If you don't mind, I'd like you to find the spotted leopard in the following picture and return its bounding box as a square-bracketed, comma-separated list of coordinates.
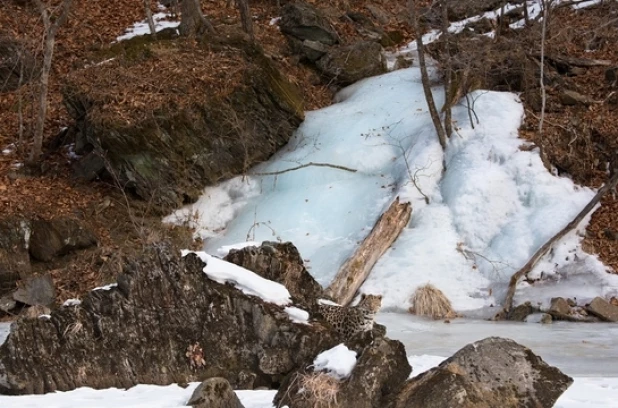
[317, 294, 383, 338]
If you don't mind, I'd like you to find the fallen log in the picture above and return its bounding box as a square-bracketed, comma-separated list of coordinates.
[326, 197, 412, 306]
[530, 53, 613, 68]
[495, 170, 618, 320]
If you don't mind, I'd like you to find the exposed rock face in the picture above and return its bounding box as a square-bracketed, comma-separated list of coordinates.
[316, 41, 386, 86]
[224, 242, 324, 309]
[390, 337, 573, 408]
[63, 32, 304, 214]
[587, 297, 618, 322]
[187, 377, 245, 408]
[29, 217, 98, 262]
[12, 273, 56, 307]
[275, 327, 411, 408]
[279, 2, 339, 46]
[0, 242, 338, 395]
[0, 217, 31, 296]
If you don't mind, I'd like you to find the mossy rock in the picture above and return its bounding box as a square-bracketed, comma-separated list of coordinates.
[63, 30, 304, 214]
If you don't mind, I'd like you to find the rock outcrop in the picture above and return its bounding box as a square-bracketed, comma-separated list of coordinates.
[187, 377, 245, 408]
[275, 327, 411, 408]
[29, 217, 98, 262]
[0, 242, 338, 395]
[224, 242, 324, 309]
[0, 217, 31, 296]
[63, 30, 304, 214]
[587, 296, 618, 322]
[390, 337, 573, 408]
[279, 1, 387, 85]
[316, 41, 386, 86]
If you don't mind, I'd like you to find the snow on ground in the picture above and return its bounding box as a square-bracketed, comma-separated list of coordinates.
[2, 318, 617, 408]
[313, 344, 358, 380]
[184, 251, 291, 305]
[116, 11, 179, 42]
[167, 64, 618, 313]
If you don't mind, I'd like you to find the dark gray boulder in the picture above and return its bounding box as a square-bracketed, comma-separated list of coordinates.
[12, 273, 56, 307]
[29, 217, 97, 262]
[316, 41, 386, 86]
[0, 242, 338, 395]
[279, 2, 339, 46]
[390, 337, 573, 408]
[187, 377, 244, 408]
[224, 241, 324, 310]
[0, 217, 31, 296]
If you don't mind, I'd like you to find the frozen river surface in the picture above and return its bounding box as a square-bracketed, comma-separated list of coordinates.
[378, 313, 618, 377]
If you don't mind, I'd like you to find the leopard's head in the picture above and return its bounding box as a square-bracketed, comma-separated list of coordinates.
[357, 294, 382, 313]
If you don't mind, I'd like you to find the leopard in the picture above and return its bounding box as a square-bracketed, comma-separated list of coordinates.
[316, 294, 383, 338]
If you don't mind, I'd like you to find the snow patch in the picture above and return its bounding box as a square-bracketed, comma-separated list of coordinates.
[284, 306, 310, 325]
[62, 299, 81, 307]
[216, 241, 261, 257]
[184, 251, 291, 306]
[92, 283, 117, 291]
[313, 344, 357, 380]
[116, 12, 179, 42]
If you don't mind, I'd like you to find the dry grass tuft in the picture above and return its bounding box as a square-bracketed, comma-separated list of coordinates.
[297, 372, 340, 408]
[409, 284, 458, 320]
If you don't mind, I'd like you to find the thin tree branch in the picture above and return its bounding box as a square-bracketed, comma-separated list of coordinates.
[252, 162, 357, 176]
[496, 171, 618, 320]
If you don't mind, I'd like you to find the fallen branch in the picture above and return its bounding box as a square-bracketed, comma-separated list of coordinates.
[530, 53, 613, 68]
[326, 197, 412, 305]
[252, 162, 357, 176]
[495, 171, 618, 320]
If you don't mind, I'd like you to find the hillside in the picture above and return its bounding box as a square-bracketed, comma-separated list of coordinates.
[0, 0, 617, 310]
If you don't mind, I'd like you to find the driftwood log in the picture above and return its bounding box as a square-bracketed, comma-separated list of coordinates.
[326, 197, 412, 305]
[495, 171, 618, 320]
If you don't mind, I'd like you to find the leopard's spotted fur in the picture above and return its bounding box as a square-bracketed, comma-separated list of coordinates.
[317, 294, 382, 338]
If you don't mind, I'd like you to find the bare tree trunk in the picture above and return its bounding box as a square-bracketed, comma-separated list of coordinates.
[440, 0, 452, 138]
[30, 0, 73, 164]
[238, 0, 254, 40]
[495, 170, 618, 320]
[179, 0, 214, 37]
[17, 49, 25, 155]
[326, 197, 412, 306]
[523, 0, 530, 26]
[408, 0, 447, 151]
[538, 0, 548, 136]
[144, 0, 156, 36]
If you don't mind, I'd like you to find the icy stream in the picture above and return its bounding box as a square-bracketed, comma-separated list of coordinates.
[377, 313, 618, 377]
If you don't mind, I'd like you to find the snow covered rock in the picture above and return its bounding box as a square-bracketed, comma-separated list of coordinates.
[0, 242, 338, 395]
[391, 337, 573, 408]
[224, 242, 324, 309]
[187, 377, 244, 408]
[275, 331, 410, 408]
